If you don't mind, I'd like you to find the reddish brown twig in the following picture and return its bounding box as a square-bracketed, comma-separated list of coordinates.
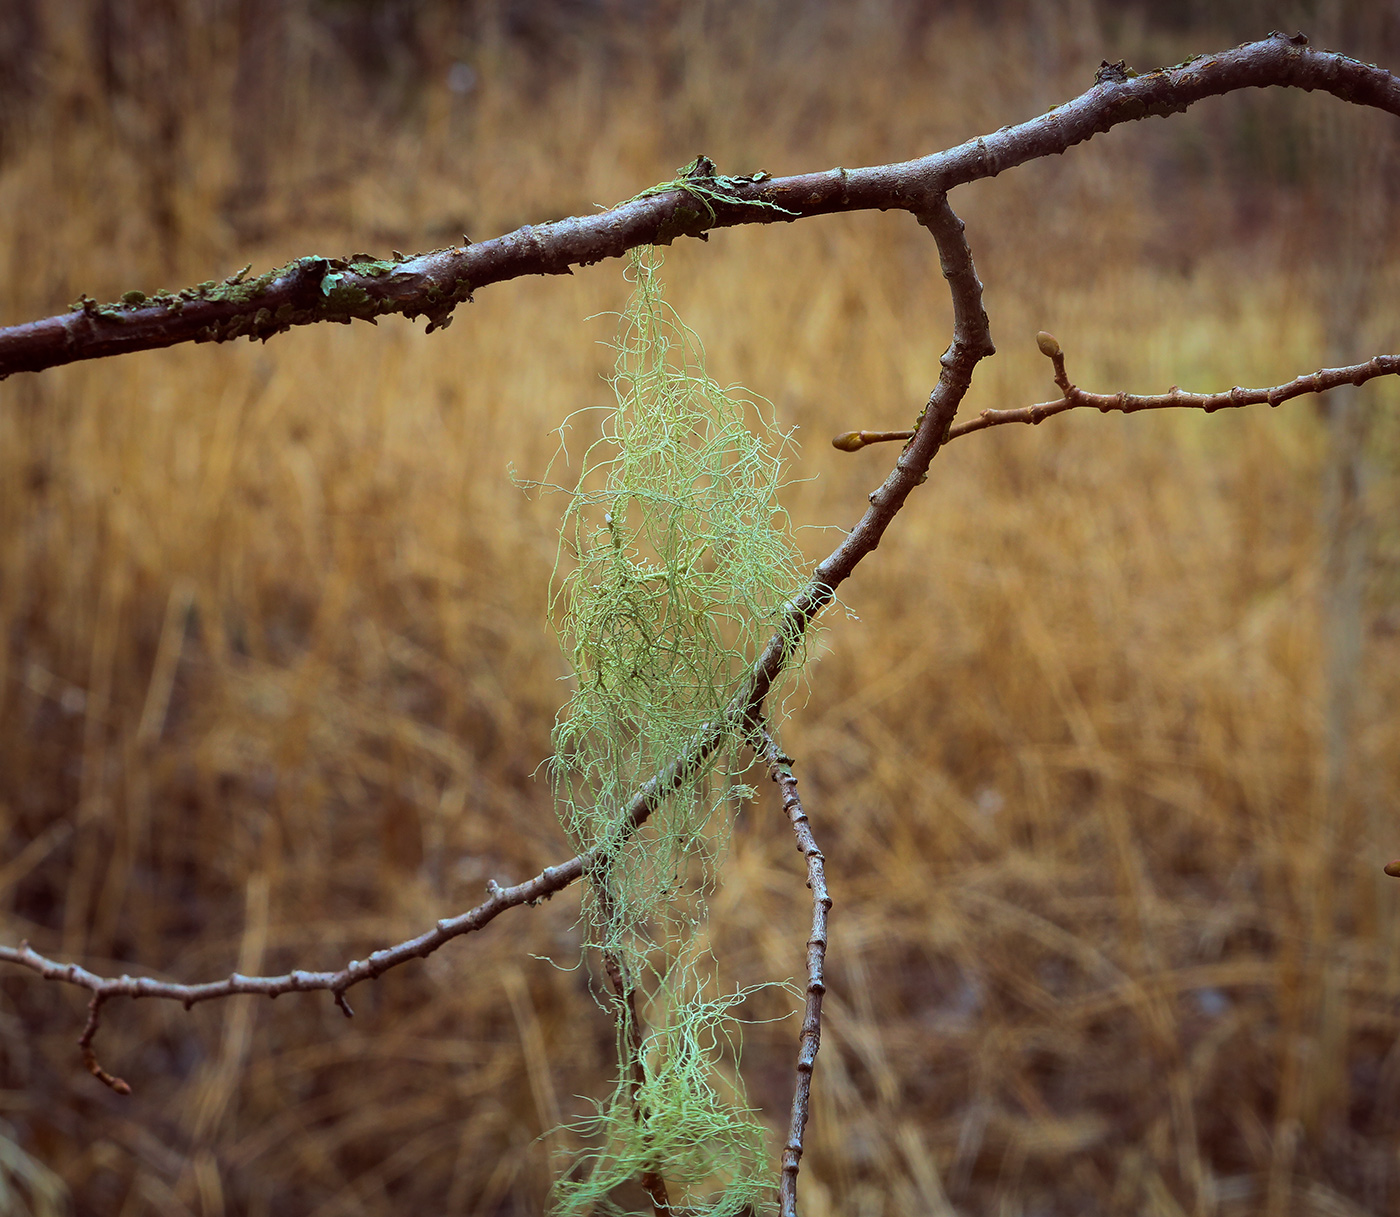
[754, 726, 831, 1217]
[833, 333, 1400, 451]
[0, 35, 1395, 379]
[78, 995, 130, 1095]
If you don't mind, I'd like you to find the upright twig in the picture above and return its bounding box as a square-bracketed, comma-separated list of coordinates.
[754, 726, 831, 1217]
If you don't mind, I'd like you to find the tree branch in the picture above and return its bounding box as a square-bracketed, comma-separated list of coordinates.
[753, 726, 831, 1217]
[0, 33, 1393, 379]
[0, 190, 994, 1094]
[832, 333, 1400, 452]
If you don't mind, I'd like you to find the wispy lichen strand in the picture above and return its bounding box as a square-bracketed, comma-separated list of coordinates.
[548, 249, 804, 1214]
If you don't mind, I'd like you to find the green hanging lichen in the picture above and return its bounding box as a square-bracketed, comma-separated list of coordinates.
[546, 247, 805, 1215]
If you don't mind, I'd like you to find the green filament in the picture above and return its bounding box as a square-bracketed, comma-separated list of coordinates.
[547, 248, 805, 1214]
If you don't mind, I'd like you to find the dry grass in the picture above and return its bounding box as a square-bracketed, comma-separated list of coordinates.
[2, 2, 1399, 1214]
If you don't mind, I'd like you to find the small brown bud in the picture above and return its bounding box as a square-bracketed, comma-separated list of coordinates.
[831, 431, 867, 452]
[1036, 331, 1062, 359]
[1384, 860, 1400, 878]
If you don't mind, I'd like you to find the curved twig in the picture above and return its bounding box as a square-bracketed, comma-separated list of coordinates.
[0, 34, 1394, 379]
[78, 995, 130, 1095]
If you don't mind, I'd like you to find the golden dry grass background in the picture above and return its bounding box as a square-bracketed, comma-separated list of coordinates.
[2, 2, 1400, 1214]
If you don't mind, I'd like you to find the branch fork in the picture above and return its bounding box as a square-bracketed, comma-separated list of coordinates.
[4, 29, 1400, 1213]
[833, 331, 1400, 451]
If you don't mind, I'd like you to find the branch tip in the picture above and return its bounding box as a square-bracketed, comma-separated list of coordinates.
[78, 996, 131, 1095]
[1385, 860, 1400, 878]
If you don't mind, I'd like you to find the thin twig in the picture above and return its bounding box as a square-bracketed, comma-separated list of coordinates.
[755, 727, 831, 1217]
[78, 994, 130, 1095]
[0, 35, 1394, 378]
[832, 336, 1400, 451]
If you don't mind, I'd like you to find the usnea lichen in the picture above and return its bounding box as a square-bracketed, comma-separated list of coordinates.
[547, 247, 805, 1214]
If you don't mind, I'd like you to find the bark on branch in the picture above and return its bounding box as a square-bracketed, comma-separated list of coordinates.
[752, 726, 831, 1217]
[3, 34, 1394, 1178]
[0, 33, 1393, 379]
[832, 339, 1400, 451]
[0, 190, 994, 1091]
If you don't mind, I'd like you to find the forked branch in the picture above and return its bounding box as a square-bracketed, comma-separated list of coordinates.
[833, 333, 1400, 452]
[0, 189, 994, 1093]
[3, 31, 1399, 1214]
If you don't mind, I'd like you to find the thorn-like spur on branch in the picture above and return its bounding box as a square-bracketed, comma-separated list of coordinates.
[2, 34, 1398, 378]
[831, 428, 915, 452]
[753, 725, 831, 1217]
[834, 334, 1400, 450]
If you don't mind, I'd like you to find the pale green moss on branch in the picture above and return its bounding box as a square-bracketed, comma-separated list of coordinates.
[65, 250, 473, 346]
[546, 248, 806, 1214]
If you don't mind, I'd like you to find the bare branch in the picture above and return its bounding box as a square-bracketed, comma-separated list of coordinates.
[0, 34, 1395, 379]
[0, 675, 763, 1025]
[0, 860, 581, 1009]
[0, 190, 993, 1097]
[964, 333, 1400, 438]
[753, 726, 831, 1217]
[0, 732, 721, 1087]
[832, 333, 1400, 452]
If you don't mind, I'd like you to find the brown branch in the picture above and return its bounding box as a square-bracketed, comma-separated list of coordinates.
[0, 33, 1395, 379]
[754, 727, 831, 1217]
[0, 830, 613, 1088]
[0, 190, 992, 1094]
[0, 666, 764, 1024]
[833, 333, 1400, 451]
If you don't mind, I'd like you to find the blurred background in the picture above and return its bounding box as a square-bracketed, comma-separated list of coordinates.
[2, 1, 1400, 1214]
